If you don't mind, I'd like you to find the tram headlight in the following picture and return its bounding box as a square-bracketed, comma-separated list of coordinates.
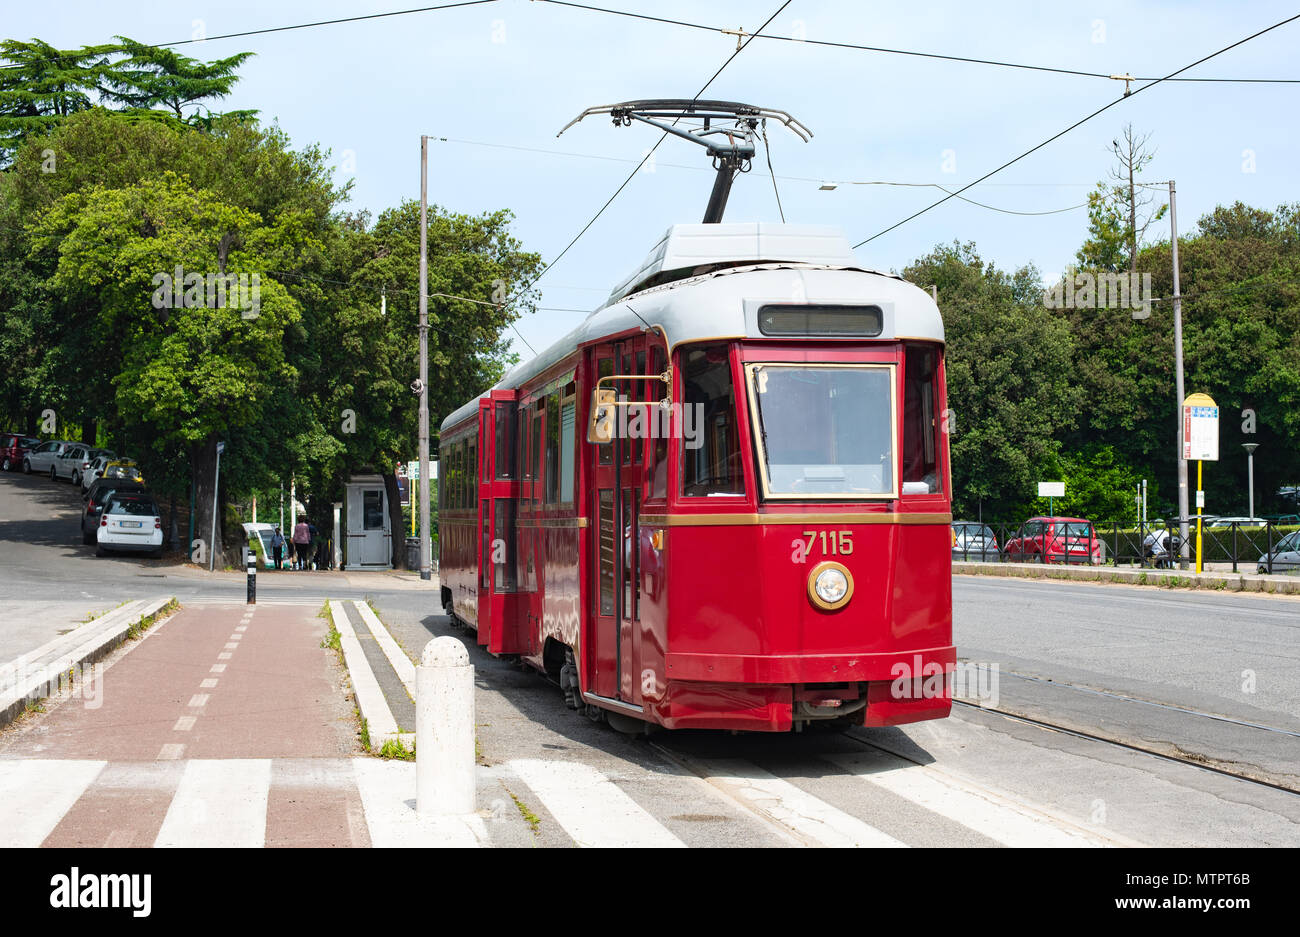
[807, 561, 854, 611]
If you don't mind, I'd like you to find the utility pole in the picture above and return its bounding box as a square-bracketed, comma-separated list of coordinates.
[1170, 180, 1190, 568]
[209, 441, 225, 572]
[418, 135, 432, 581]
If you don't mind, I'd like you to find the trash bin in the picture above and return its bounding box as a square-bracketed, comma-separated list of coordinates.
[406, 536, 420, 571]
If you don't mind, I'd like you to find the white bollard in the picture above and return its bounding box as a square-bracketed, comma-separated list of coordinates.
[416, 637, 475, 816]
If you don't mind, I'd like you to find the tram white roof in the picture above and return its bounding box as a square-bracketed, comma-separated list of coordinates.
[441, 223, 943, 434]
[607, 222, 859, 303]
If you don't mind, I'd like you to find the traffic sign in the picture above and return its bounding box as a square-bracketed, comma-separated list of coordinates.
[1038, 481, 1065, 498]
[1182, 393, 1218, 461]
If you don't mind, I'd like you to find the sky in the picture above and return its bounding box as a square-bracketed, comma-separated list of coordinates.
[8, 0, 1299, 356]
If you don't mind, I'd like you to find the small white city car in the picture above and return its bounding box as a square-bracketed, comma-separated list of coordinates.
[96, 492, 163, 558]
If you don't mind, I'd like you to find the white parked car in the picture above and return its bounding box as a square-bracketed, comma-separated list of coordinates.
[96, 491, 163, 558]
[24, 440, 78, 476]
[79, 451, 118, 493]
[1206, 516, 1268, 528]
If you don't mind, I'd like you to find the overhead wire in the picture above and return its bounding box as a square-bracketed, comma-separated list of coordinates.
[513, 0, 794, 294]
[533, 0, 1300, 85]
[0, 0, 501, 67]
[852, 12, 1300, 248]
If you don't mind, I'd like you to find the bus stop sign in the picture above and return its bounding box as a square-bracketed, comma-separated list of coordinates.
[1182, 393, 1218, 461]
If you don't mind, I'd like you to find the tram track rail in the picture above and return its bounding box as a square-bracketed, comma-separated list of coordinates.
[942, 698, 1300, 796]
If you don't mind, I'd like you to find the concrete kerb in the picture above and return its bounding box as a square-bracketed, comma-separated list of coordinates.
[328, 600, 414, 753]
[953, 560, 1300, 594]
[351, 600, 416, 698]
[0, 596, 176, 729]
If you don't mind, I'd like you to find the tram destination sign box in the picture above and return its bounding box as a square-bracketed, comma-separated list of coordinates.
[1182, 393, 1219, 461]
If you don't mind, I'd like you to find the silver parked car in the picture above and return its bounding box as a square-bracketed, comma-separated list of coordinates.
[1257, 531, 1300, 574]
[23, 440, 78, 476]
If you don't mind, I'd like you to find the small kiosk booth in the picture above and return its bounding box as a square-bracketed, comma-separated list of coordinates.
[341, 474, 392, 570]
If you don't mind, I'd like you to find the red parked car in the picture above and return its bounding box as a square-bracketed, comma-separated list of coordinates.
[1003, 516, 1102, 565]
[0, 433, 40, 472]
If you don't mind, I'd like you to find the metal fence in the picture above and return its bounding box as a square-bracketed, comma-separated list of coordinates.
[951, 520, 1298, 574]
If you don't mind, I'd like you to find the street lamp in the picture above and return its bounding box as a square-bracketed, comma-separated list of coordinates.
[1243, 443, 1260, 519]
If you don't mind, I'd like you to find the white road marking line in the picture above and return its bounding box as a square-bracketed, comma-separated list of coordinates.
[229, 634, 242, 641]
[506, 759, 685, 848]
[209, 664, 226, 673]
[235, 626, 247, 632]
[154, 759, 271, 848]
[217, 652, 232, 660]
[0, 759, 107, 847]
[200, 678, 218, 689]
[825, 752, 1109, 848]
[351, 759, 485, 848]
[694, 758, 907, 848]
[158, 744, 185, 761]
[223, 643, 238, 649]
[188, 694, 210, 708]
[173, 716, 196, 731]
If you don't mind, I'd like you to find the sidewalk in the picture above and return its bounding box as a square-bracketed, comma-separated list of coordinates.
[0, 600, 487, 847]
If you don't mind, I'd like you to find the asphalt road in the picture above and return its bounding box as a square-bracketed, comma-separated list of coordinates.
[3, 466, 1298, 846]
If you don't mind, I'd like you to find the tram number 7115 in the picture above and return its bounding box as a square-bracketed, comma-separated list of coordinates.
[801, 530, 854, 556]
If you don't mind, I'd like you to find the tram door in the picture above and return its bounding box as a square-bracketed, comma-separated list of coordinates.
[588, 338, 647, 701]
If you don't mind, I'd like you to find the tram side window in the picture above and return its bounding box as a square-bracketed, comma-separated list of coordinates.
[902, 344, 942, 494]
[559, 385, 576, 505]
[646, 345, 668, 500]
[469, 440, 477, 507]
[544, 393, 560, 504]
[495, 403, 516, 480]
[681, 344, 744, 496]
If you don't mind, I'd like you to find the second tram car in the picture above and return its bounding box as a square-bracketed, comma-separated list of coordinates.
[439, 221, 954, 733]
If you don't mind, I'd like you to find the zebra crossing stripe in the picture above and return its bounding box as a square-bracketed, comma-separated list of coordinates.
[351, 759, 485, 847]
[0, 759, 106, 847]
[154, 759, 272, 848]
[825, 752, 1108, 848]
[693, 758, 908, 848]
[507, 759, 685, 848]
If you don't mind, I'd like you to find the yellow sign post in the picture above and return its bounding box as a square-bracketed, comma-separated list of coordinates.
[1182, 392, 1218, 574]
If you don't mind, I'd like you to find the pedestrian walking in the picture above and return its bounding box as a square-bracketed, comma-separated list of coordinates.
[307, 520, 318, 571]
[293, 519, 310, 570]
[271, 527, 286, 570]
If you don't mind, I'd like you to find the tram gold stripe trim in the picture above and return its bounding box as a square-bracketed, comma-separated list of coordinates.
[518, 517, 589, 529]
[638, 512, 952, 527]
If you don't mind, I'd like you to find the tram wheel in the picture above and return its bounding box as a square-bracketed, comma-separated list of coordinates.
[559, 647, 583, 710]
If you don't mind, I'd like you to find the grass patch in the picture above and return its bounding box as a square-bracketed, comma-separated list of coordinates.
[505, 787, 541, 835]
[358, 715, 370, 751]
[126, 598, 179, 640]
[377, 737, 415, 760]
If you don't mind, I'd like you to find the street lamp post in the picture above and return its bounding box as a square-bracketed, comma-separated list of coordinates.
[1169, 180, 1190, 569]
[1243, 443, 1259, 519]
[417, 135, 432, 581]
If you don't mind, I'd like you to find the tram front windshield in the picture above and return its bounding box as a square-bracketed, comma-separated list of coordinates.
[747, 364, 895, 498]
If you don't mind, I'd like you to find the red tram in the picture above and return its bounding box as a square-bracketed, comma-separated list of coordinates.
[438, 220, 955, 733]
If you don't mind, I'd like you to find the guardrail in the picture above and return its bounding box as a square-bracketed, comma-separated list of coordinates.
[952, 520, 1299, 574]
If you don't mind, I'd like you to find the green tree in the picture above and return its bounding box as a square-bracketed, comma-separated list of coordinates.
[100, 37, 256, 124]
[905, 242, 1082, 521]
[0, 39, 114, 164]
[28, 171, 307, 563]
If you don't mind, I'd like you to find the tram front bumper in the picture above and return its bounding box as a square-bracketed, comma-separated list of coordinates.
[653, 646, 956, 731]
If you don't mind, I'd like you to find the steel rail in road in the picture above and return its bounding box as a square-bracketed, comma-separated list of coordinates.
[942, 699, 1300, 796]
